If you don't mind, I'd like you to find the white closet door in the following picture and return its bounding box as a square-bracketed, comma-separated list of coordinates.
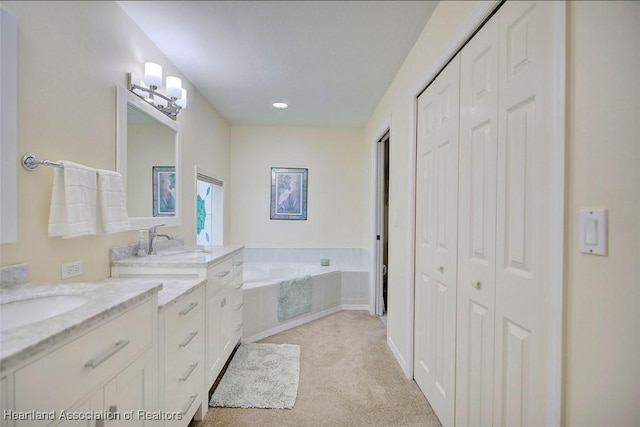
[494, 1, 554, 426]
[414, 54, 460, 427]
[456, 14, 499, 427]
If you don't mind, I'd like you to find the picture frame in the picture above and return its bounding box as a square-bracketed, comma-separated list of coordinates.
[270, 167, 308, 220]
[152, 166, 176, 217]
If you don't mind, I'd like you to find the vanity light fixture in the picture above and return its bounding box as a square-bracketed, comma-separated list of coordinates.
[127, 62, 188, 120]
[272, 102, 289, 110]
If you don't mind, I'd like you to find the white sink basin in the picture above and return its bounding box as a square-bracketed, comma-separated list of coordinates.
[155, 249, 211, 261]
[0, 295, 89, 332]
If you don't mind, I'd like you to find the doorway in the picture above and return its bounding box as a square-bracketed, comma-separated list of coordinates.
[375, 131, 390, 318]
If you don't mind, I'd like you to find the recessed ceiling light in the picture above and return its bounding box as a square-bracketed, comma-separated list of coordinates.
[272, 102, 288, 110]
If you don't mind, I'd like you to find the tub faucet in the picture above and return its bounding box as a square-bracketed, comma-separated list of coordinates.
[148, 224, 173, 255]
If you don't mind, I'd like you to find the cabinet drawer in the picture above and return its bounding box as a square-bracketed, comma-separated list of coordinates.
[164, 357, 203, 417]
[164, 315, 204, 376]
[15, 300, 154, 414]
[207, 258, 233, 295]
[164, 286, 205, 334]
[232, 252, 244, 276]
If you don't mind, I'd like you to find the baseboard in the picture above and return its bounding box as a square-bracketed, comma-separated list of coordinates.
[341, 304, 370, 311]
[387, 335, 409, 379]
[243, 306, 342, 343]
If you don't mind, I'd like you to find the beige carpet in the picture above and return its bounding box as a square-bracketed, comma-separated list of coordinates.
[191, 311, 442, 427]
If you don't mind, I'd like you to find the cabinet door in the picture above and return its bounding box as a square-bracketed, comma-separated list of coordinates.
[220, 287, 232, 358]
[456, 12, 499, 427]
[63, 390, 104, 427]
[414, 53, 460, 427]
[0, 376, 10, 427]
[103, 351, 154, 427]
[206, 290, 224, 387]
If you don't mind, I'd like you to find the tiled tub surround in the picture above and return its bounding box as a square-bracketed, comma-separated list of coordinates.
[242, 263, 342, 342]
[0, 278, 163, 371]
[244, 247, 370, 305]
[241, 248, 371, 342]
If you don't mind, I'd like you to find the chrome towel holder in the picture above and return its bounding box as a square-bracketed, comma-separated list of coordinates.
[21, 154, 63, 171]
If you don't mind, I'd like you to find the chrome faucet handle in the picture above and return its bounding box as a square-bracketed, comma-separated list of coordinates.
[148, 224, 166, 234]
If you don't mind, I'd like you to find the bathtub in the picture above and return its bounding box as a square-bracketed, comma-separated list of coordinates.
[241, 262, 342, 341]
[243, 262, 327, 289]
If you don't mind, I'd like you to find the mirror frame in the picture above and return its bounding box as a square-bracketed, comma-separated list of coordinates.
[116, 85, 182, 229]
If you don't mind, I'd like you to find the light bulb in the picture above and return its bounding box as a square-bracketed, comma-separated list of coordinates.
[176, 88, 188, 109]
[166, 76, 182, 99]
[144, 62, 162, 88]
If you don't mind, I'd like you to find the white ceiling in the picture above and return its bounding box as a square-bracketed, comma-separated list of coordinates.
[118, 1, 438, 128]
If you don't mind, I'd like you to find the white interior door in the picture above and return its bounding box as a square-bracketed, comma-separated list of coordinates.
[456, 14, 499, 427]
[414, 54, 460, 427]
[493, 2, 555, 426]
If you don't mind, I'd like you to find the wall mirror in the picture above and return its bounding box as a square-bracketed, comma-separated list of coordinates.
[116, 85, 181, 229]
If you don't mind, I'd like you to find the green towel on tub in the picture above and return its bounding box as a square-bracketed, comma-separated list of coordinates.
[277, 275, 312, 322]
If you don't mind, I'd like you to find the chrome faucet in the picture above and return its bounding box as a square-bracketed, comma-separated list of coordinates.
[148, 224, 173, 255]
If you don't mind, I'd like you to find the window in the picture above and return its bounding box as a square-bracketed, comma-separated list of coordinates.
[196, 169, 223, 246]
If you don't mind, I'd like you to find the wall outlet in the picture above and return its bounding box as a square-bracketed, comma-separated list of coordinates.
[61, 261, 82, 279]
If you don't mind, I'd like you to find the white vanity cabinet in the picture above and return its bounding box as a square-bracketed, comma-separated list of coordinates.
[159, 286, 206, 427]
[4, 296, 158, 427]
[110, 246, 244, 399]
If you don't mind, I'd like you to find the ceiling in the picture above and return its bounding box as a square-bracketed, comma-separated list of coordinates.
[118, 1, 438, 128]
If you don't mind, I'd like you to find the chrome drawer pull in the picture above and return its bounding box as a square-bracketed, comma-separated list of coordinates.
[233, 261, 244, 267]
[234, 282, 244, 290]
[179, 301, 199, 316]
[179, 363, 199, 382]
[85, 339, 130, 369]
[217, 270, 231, 278]
[179, 331, 199, 348]
[235, 303, 244, 311]
[181, 393, 199, 416]
[235, 323, 244, 332]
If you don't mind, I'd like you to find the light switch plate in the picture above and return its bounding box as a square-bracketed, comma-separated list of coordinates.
[579, 209, 607, 256]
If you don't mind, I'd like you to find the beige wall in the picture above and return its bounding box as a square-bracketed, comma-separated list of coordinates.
[0, 1, 231, 282]
[565, 2, 640, 425]
[229, 126, 365, 248]
[365, 0, 639, 425]
[364, 0, 486, 375]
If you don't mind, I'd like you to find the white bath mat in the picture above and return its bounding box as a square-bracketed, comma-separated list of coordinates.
[209, 343, 300, 409]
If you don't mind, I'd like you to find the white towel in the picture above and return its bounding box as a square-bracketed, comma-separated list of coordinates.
[48, 161, 98, 238]
[96, 169, 130, 234]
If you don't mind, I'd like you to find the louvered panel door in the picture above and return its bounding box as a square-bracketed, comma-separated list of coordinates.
[414, 53, 460, 427]
[494, 1, 554, 426]
[456, 14, 499, 427]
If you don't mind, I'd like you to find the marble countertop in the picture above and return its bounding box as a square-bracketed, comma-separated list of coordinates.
[111, 245, 244, 269]
[155, 276, 207, 310]
[0, 278, 162, 372]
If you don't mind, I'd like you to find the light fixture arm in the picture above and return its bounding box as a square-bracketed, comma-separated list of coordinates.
[127, 73, 182, 120]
